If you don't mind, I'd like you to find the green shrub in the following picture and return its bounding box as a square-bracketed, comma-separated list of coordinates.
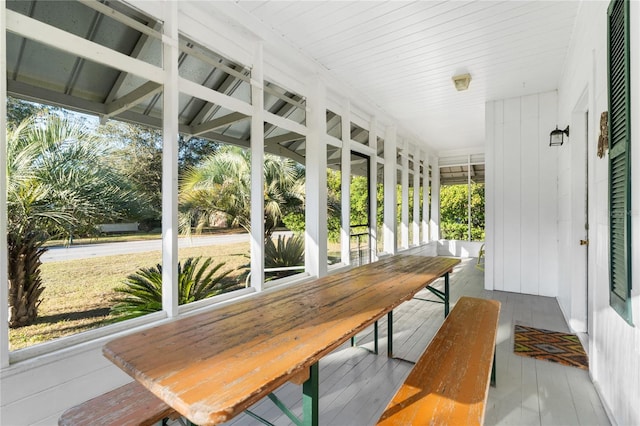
[110, 257, 237, 321]
[441, 222, 485, 241]
[264, 234, 305, 280]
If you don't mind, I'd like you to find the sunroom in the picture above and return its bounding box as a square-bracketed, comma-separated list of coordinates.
[1, 1, 639, 425]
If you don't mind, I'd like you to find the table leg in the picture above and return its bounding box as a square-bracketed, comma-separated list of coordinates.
[302, 363, 319, 426]
[444, 272, 450, 317]
[387, 310, 393, 358]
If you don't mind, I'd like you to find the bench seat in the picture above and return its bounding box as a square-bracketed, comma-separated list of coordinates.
[59, 381, 178, 426]
[377, 296, 501, 426]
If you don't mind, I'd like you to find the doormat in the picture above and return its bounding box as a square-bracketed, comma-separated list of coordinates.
[513, 324, 588, 370]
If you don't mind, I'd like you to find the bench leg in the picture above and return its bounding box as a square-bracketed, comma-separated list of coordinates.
[491, 350, 497, 387]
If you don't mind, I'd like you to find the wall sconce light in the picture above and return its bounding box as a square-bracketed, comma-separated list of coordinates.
[549, 125, 569, 146]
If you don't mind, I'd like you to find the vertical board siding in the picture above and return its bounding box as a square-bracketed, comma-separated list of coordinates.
[520, 95, 541, 295]
[484, 101, 495, 290]
[493, 100, 505, 291]
[502, 98, 522, 293]
[538, 91, 559, 297]
[485, 92, 558, 296]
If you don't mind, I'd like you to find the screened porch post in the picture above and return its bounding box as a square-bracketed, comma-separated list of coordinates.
[467, 155, 472, 241]
[383, 125, 397, 254]
[413, 147, 420, 246]
[430, 155, 441, 241]
[305, 77, 328, 277]
[422, 150, 430, 244]
[0, 0, 9, 367]
[250, 41, 265, 290]
[161, 1, 179, 317]
[400, 140, 409, 250]
[340, 100, 351, 266]
[369, 117, 378, 259]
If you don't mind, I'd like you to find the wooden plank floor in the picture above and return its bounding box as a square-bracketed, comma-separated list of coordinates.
[189, 256, 610, 426]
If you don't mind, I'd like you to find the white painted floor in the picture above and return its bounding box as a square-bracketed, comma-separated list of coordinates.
[215, 256, 610, 426]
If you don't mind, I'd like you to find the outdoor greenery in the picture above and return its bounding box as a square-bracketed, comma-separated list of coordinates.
[179, 145, 305, 239]
[440, 183, 485, 241]
[8, 241, 249, 350]
[6, 113, 137, 327]
[264, 234, 305, 280]
[101, 121, 220, 229]
[4, 96, 485, 347]
[110, 257, 238, 321]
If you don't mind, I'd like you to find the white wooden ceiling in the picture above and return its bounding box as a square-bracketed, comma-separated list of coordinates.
[235, 0, 581, 154]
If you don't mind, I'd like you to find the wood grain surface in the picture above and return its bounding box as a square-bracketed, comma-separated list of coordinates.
[103, 255, 459, 425]
[58, 381, 177, 426]
[377, 296, 501, 426]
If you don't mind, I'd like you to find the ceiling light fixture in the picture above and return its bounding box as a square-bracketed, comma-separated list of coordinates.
[452, 73, 471, 91]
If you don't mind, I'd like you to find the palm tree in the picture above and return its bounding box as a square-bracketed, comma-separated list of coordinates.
[7, 114, 136, 327]
[179, 145, 305, 238]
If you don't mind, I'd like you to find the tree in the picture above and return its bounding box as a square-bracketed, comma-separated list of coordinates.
[179, 145, 304, 238]
[100, 122, 220, 230]
[439, 183, 485, 241]
[100, 121, 163, 227]
[7, 114, 137, 327]
[7, 96, 50, 126]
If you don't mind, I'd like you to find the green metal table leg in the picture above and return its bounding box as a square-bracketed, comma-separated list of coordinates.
[302, 363, 319, 426]
[351, 321, 379, 354]
[373, 320, 379, 354]
[387, 310, 393, 358]
[491, 350, 497, 387]
[444, 272, 450, 317]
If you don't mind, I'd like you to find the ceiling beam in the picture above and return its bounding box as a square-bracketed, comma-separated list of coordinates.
[77, 0, 163, 40]
[104, 21, 163, 105]
[8, 80, 107, 115]
[64, 9, 103, 97]
[188, 69, 249, 127]
[190, 112, 249, 136]
[179, 41, 250, 83]
[263, 85, 306, 110]
[104, 81, 163, 119]
[266, 144, 306, 166]
[264, 131, 303, 146]
[6, 9, 164, 84]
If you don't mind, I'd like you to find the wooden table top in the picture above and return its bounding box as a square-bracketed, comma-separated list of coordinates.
[103, 254, 460, 425]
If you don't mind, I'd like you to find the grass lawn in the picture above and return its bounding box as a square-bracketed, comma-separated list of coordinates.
[9, 241, 250, 350]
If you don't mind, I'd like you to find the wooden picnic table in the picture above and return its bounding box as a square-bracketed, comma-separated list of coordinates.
[103, 254, 460, 426]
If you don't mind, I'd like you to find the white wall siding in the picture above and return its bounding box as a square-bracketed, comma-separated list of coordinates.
[538, 91, 560, 296]
[485, 92, 558, 296]
[520, 95, 540, 295]
[556, 2, 640, 425]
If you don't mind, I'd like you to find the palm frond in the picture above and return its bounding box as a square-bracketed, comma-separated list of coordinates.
[110, 257, 237, 321]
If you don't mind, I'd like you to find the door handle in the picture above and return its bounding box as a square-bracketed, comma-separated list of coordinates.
[580, 239, 589, 246]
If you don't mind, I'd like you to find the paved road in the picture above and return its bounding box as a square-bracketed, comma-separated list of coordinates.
[41, 231, 292, 262]
[41, 234, 251, 262]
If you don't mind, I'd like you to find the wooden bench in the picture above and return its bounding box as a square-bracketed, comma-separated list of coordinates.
[377, 296, 501, 426]
[59, 381, 178, 426]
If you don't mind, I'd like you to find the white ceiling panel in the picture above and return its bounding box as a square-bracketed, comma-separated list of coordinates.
[236, 0, 580, 154]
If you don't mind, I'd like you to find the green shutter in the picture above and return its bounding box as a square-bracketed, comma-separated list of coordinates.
[607, 0, 632, 323]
